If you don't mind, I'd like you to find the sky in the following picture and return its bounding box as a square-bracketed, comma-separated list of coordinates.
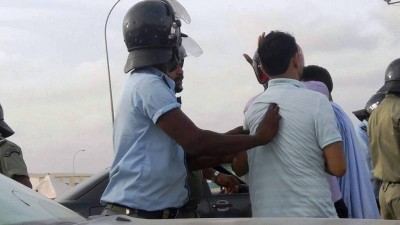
[0, 0, 399, 174]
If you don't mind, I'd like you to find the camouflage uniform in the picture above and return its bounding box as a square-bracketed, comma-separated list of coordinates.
[0, 138, 29, 179]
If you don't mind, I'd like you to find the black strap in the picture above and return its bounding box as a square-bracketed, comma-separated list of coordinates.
[361, 125, 367, 132]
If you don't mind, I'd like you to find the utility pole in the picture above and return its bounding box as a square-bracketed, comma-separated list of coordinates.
[104, 0, 121, 125]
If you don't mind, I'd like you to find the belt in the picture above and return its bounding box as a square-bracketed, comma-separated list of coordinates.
[106, 203, 178, 219]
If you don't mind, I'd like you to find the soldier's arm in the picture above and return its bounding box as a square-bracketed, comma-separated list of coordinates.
[13, 174, 33, 188]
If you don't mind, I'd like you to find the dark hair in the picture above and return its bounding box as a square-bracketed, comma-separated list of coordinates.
[257, 31, 298, 76]
[301, 65, 333, 93]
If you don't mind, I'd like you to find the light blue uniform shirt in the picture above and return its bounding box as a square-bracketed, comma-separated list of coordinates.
[101, 67, 188, 210]
[244, 78, 341, 218]
[355, 120, 382, 199]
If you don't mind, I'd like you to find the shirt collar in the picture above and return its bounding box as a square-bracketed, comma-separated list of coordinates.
[268, 78, 306, 89]
[136, 67, 176, 92]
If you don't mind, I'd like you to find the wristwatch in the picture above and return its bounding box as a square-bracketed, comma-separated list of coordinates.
[211, 170, 220, 183]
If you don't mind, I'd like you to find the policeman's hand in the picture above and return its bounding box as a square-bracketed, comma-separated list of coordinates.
[215, 173, 240, 194]
[255, 103, 280, 144]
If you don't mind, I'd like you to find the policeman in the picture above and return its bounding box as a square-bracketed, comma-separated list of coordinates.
[0, 103, 32, 188]
[100, 0, 280, 219]
[368, 58, 400, 220]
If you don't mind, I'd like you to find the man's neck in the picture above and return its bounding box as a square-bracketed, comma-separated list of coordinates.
[269, 72, 300, 81]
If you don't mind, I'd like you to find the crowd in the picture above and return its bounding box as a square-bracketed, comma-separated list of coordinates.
[98, 0, 400, 220]
[1, 0, 399, 221]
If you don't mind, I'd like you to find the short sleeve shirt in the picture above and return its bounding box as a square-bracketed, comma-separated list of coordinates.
[101, 67, 188, 210]
[244, 78, 341, 218]
[368, 94, 400, 182]
[0, 138, 29, 178]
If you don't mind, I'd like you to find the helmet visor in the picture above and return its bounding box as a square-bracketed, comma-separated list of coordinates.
[180, 35, 203, 58]
[165, 0, 191, 24]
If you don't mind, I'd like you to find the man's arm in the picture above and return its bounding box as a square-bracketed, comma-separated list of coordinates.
[202, 168, 239, 194]
[231, 151, 248, 177]
[186, 126, 250, 171]
[157, 104, 280, 157]
[323, 141, 346, 176]
[13, 175, 33, 188]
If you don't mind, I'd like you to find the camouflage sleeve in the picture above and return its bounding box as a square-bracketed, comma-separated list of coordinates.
[0, 140, 29, 178]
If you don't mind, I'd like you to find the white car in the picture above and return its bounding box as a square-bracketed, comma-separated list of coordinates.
[0, 173, 86, 225]
[1, 173, 396, 225]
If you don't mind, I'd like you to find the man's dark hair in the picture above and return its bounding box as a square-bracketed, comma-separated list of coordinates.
[257, 31, 298, 76]
[301, 65, 333, 93]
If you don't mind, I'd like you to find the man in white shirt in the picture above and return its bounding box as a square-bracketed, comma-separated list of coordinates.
[240, 31, 346, 217]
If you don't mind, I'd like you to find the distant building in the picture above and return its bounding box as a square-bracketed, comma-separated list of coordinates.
[30, 172, 92, 188]
[29, 173, 92, 199]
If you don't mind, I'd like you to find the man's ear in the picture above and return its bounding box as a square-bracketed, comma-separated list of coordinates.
[292, 53, 301, 69]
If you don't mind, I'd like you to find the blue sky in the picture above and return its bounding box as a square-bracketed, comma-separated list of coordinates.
[0, 0, 399, 174]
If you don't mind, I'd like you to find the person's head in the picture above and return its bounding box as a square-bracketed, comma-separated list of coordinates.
[301, 65, 333, 100]
[352, 92, 386, 122]
[303, 81, 330, 99]
[257, 31, 304, 78]
[122, 0, 202, 93]
[0, 103, 14, 138]
[164, 56, 184, 93]
[377, 58, 400, 94]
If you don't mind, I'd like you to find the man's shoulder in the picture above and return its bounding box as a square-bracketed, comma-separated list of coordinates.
[0, 139, 22, 158]
[132, 71, 170, 90]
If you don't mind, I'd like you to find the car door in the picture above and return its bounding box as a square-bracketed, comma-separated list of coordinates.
[197, 165, 251, 218]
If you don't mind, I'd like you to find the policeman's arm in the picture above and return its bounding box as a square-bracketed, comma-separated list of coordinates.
[186, 126, 250, 170]
[202, 168, 239, 194]
[13, 175, 33, 188]
[323, 141, 346, 176]
[231, 151, 249, 177]
[156, 104, 280, 157]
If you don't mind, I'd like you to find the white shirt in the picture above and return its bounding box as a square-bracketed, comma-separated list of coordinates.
[244, 78, 341, 218]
